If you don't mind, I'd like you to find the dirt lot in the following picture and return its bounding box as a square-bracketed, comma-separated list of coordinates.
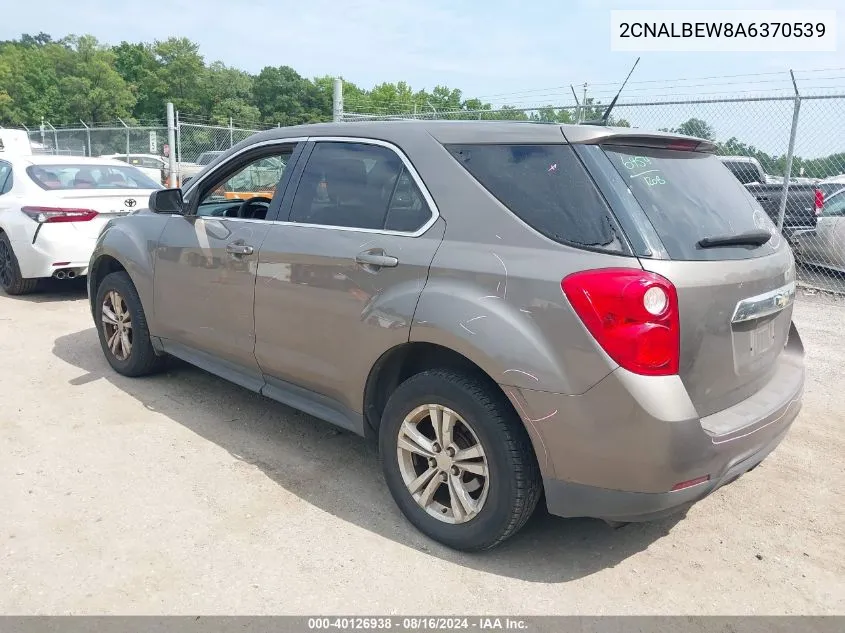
[1, 281, 843, 615]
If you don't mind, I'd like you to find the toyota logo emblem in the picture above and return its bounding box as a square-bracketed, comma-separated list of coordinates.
[124, 199, 137, 208]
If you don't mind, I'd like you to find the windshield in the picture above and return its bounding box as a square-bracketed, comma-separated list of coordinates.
[601, 146, 780, 261]
[27, 164, 161, 190]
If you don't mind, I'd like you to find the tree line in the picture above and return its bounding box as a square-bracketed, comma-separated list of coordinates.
[1, 32, 612, 128]
[665, 118, 844, 180]
[1, 32, 842, 178]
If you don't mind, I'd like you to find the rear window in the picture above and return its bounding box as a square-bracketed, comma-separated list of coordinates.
[197, 152, 222, 165]
[601, 147, 780, 261]
[27, 164, 160, 190]
[721, 159, 763, 185]
[446, 144, 627, 253]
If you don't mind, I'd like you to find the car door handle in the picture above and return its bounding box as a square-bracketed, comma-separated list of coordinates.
[355, 250, 399, 269]
[226, 242, 254, 256]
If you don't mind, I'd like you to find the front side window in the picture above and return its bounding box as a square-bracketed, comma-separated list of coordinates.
[26, 164, 160, 190]
[289, 141, 432, 232]
[195, 149, 293, 219]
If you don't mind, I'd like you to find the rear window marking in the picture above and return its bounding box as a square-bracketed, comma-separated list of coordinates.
[614, 154, 668, 186]
[601, 146, 779, 261]
[621, 156, 652, 170]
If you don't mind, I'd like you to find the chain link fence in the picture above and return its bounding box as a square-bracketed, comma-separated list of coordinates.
[25, 123, 168, 159]
[173, 117, 272, 186]
[342, 93, 845, 302]
[19, 116, 272, 187]
[11, 91, 845, 302]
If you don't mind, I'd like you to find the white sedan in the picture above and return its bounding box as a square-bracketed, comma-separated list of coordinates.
[0, 155, 161, 295]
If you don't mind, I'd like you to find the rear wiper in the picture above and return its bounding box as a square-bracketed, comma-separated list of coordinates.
[697, 230, 772, 249]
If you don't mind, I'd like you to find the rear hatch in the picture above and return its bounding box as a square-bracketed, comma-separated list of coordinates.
[578, 138, 795, 417]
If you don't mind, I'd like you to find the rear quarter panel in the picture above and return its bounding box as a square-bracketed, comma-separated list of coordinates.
[412, 239, 631, 395]
[404, 135, 631, 395]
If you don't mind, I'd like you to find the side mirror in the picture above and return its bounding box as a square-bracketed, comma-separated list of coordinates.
[149, 188, 184, 215]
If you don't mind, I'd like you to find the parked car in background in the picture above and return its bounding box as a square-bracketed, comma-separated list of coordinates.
[101, 153, 168, 185]
[178, 150, 225, 183]
[88, 122, 803, 551]
[719, 155, 822, 239]
[792, 186, 845, 274]
[0, 155, 161, 295]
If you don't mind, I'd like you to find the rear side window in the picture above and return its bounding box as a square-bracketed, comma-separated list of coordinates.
[446, 144, 626, 253]
[602, 147, 780, 261]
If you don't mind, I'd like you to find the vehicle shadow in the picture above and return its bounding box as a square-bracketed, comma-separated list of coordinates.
[1, 278, 88, 303]
[52, 326, 684, 583]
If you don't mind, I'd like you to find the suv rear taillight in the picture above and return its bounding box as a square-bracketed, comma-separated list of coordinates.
[22, 206, 99, 223]
[562, 268, 680, 376]
[814, 189, 824, 216]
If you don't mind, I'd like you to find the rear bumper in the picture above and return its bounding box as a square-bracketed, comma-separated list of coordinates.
[506, 324, 805, 522]
[12, 230, 95, 278]
[543, 423, 794, 522]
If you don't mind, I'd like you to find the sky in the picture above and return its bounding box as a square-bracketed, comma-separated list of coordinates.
[2, 0, 844, 156]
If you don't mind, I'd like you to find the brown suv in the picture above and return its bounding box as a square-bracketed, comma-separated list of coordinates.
[88, 121, 804, 551]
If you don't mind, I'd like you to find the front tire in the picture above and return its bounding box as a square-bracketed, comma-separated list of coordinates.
[95, 271, 166, 377]
[379, 369, 541, 551]
[0, 233, 37, 296]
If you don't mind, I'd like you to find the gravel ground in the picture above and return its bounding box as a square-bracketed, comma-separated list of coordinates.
[1, 281, 843, 615]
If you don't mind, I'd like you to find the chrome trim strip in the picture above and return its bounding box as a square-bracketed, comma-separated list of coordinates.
[731, 281, 795, 324]
[195, 216, 269, 225]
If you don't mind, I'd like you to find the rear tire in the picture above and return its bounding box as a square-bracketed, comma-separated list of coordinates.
[0, 233, 38, 296]
[379, 369, 542, 551]
[95, 271, 166, 377]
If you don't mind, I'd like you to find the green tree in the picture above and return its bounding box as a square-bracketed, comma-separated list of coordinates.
[154, 37, 204, 114]
[0, 39, 66, 124]
[113, 41, 167, 121]
[58, 35, 135, 123]
[200, 62, 259, 123]
[253, 65, 330, 125]
[674, 117, 715, 140]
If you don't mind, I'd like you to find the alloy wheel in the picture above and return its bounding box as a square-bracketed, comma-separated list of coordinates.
[396, 404, 490, 524]
[101, 290, 133, 361]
